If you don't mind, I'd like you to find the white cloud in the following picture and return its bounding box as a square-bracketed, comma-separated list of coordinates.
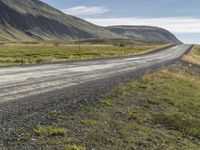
[86, 17, 200, 33]
[63, 6, 110, 16]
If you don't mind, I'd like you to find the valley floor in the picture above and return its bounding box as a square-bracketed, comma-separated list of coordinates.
[0, 43, 167, 67]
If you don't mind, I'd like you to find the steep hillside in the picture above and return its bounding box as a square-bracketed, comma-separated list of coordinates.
[0, 0, 181, 43]
[0, 0, 121, 41]
[107, 26, 181, 43]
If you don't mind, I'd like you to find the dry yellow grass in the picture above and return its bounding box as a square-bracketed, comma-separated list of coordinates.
[182, 45, 200, 65]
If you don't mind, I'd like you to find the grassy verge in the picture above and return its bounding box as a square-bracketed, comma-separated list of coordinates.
[0, 43, 167, 67]
[20, 67, 200, 149]
[182, 45, 200, 65]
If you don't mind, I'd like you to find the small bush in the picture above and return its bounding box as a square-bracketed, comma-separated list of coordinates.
[119, 43, 125, 47]
[35, 58, 43, 64]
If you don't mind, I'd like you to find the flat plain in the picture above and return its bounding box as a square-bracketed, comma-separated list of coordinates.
[0, 42, 167, 67]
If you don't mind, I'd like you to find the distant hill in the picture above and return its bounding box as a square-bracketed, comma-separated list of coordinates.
[107, 26, 182, 43]
[0, 0, 181, 43]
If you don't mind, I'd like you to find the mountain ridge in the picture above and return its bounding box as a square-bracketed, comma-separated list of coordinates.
[0, 0, 181, 43]
[107, 25, 181, 43]
[0, 0, 121, 41]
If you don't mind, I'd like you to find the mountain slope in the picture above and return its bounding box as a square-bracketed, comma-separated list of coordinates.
[0, 0, 121, 42]
[107, 26, 181, 43]
[0, 0, 181, 43]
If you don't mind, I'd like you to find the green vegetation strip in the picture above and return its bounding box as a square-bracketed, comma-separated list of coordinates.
[0, 43, 166, 67]
[18, 67, 200, 149]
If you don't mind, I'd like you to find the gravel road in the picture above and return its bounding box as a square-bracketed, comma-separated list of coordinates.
[0, 44, 192, 149]
[0, 44, 191, 102]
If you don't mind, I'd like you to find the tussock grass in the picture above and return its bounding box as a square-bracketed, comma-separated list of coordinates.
[81, 119, 97, 126]
[34, 126, 68, 137]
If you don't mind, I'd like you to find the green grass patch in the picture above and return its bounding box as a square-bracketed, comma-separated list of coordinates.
[81, 119, 97, 126]
[40, 137, 78, 146]
[154, 114, 200, 139]
[102, 98, 115, 106]
[65, 144, 86, 150]
[34, 125, 68, 137]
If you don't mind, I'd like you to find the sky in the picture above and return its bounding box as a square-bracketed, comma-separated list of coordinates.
[41, 0, 200, 44]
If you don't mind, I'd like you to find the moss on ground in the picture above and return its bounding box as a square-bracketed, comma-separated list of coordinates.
[28, 67, 200, 149]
